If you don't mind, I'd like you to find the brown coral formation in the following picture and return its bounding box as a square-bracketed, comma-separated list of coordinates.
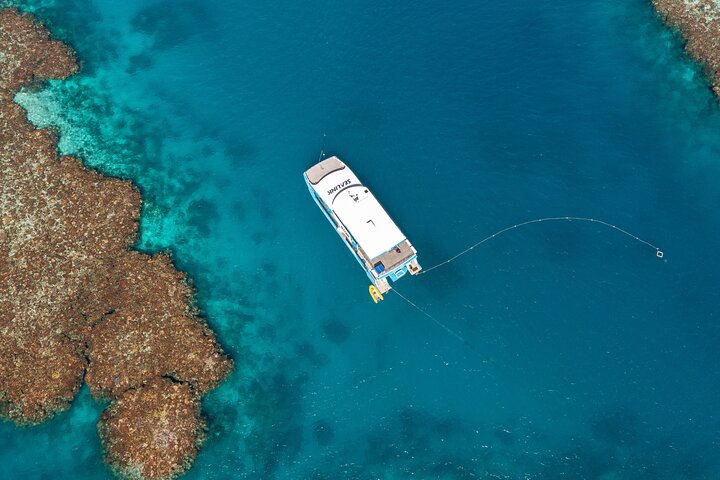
[653, 0, 720, 97]
[99, 379, 206, 479]
[0, 8, 232, 479]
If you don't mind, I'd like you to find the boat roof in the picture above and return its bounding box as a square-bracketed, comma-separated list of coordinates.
[305, 157, 407, 260]
[305, 156, 345, 185]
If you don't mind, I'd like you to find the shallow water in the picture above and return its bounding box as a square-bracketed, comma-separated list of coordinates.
[2, 0, 720, 478]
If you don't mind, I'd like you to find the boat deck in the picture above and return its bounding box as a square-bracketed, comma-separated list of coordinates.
[371, 240, 416, 273]
[305, 157, 346, 185]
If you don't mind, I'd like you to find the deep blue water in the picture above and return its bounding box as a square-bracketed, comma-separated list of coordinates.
[2, 0, 720, 478]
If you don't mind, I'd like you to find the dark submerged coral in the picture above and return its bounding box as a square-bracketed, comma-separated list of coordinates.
[0, 8, 231, 479]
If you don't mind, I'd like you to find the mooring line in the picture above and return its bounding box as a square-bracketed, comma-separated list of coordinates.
[392, 288, 470, 347]
[317, 132, 327, 163]
[420, 216, 663, 276]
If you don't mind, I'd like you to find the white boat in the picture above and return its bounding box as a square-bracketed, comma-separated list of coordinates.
[304, 156, 421, 296]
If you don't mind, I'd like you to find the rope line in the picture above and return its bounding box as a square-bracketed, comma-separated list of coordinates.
[392, 288, 469, 346]
[420, 216, 663, 276]
[317, 132, 327, 162]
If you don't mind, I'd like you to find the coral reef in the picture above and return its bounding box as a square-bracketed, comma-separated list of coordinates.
[653, 0, 720, 97]
[0, 8, 232, 479]
[99, 379, 205, 480]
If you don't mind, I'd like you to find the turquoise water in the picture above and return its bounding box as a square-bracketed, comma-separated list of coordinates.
[3, 0, 720, 478]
